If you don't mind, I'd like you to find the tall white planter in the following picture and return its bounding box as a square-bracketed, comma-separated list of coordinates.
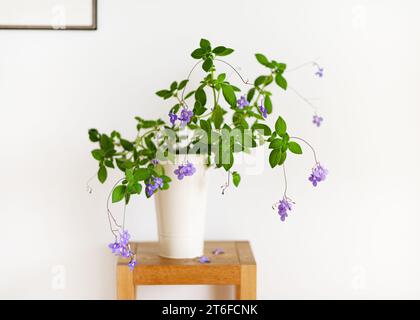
[154, 155, 208, 259]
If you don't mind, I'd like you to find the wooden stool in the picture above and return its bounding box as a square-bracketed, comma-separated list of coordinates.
[117, 241, 256, 300]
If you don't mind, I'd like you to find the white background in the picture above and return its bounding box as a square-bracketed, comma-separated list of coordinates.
[1, 0, 420, 299]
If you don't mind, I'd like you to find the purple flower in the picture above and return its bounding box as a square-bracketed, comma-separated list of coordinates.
[198, 256, 210, 263]
[120, 246, 131, 258]
[151, 159, 159, 165]
[259, 101, 268, 118]
[154, 177, 164, 188]
[174, 161, 196, 180]
[179, 109, 193, 127]
[212, 248, 224, 255]
[169, 112, 178, 126]
[309, 163, 328, 186]
[108, 241, 121, 254]
[315, 67, 324, 78]
[237, 96, 249, 109]
[145, 183, 156, 197]
[120, 230, 130, 246]
[312, 115, 323, 127]
[128, 259, 137, 271]
[145, 176, 164, 196]
[277, 198, 292, 222]
[107, 230, 136, 270]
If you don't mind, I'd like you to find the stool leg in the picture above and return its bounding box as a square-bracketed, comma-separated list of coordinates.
[236, 265, 256, 300]
[117, 264, 136, 300]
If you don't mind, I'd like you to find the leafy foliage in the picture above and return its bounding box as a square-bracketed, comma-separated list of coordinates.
[88, 39, 299, 204]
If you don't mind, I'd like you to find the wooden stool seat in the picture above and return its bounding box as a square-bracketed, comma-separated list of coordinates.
[117, 241, 256, 300]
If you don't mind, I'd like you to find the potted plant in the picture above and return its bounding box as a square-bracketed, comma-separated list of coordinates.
[88, 39, 328, 270]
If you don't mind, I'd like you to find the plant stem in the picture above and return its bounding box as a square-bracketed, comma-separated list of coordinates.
[289, 136, 318, 163]
[210, 70, 217, 108]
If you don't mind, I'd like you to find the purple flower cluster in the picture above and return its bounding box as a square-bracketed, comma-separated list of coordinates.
[168, 108, 194, 127]
[151, 159, 159, 165]
[312, 115, 323, 127]
[108, 230, 137, 271]
[146, 176, 164, 197]
[309, 163, 328, 186]
[259, 100, 268, 118]
[237, 96, 249, 109]
[277, 198, 292, 222]
[174, 161, 196, 180]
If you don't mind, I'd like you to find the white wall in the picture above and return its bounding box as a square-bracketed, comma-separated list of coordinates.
[1, 0, 420, 299]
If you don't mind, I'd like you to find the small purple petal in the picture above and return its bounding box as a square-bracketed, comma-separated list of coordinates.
[212, 248, 224, 255]
[198, 255, 211, 263]
[128, 259, 137, 271]
[312, 115, 323, 127]
[169, 112, 178, 126]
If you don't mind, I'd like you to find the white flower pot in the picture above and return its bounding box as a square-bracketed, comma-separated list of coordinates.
[154, 155, 208, 259]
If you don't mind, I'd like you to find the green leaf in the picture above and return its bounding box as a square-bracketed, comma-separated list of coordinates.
[232, 171, 241, 187]
[288, 141, 303, 154]
[193, 100, 207, 116]
[112, 185, 126, 203]
[269, 149, 282, 168]
[275, 116, 287, 136]
[273, 61, 287, 72]
[216, 48, 234, 56]
[212, 105, 224, 129]
[212, 46, 226, 54]
[125, 168, 134, 182]
[247, 88, 255, 102]
[191, 48, 205, 59]
[184, 90, 195, 99]
[104, 159, 114, 168]
[178, 79, 189, 90]
[213, 46, 234, 56]
[161, 175, 172, 183]
[98, 165, 107, 183]
[202, 58, 213, 72]
[170, 81, 178, 91]
[120, 139, 134, 151]
[200, 119, 211, 133]
[279, 151, 287, 165]
[91, 149, 104, 161]
[195, 88, 207, 106]
[252, 123, 271, 136]
[254, 76, 267, 87]
[221, 84, 237, 108]
[156, 89, 171, 97]
[100, 134, 113, 151]
[255, 53, 273, 68]
[88, 129, 100, 142]
[269, 138, 283, 149]
[217, 73, 226, 82]
[233, 112, 248, 129]
[134, 168, 150, 181]
[200, 38, 211, 50]
[222, 151, 234, 171]
[264, 95, 273, 114]
[275, 73, 287, 90]
[131, 183, 142, 194]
